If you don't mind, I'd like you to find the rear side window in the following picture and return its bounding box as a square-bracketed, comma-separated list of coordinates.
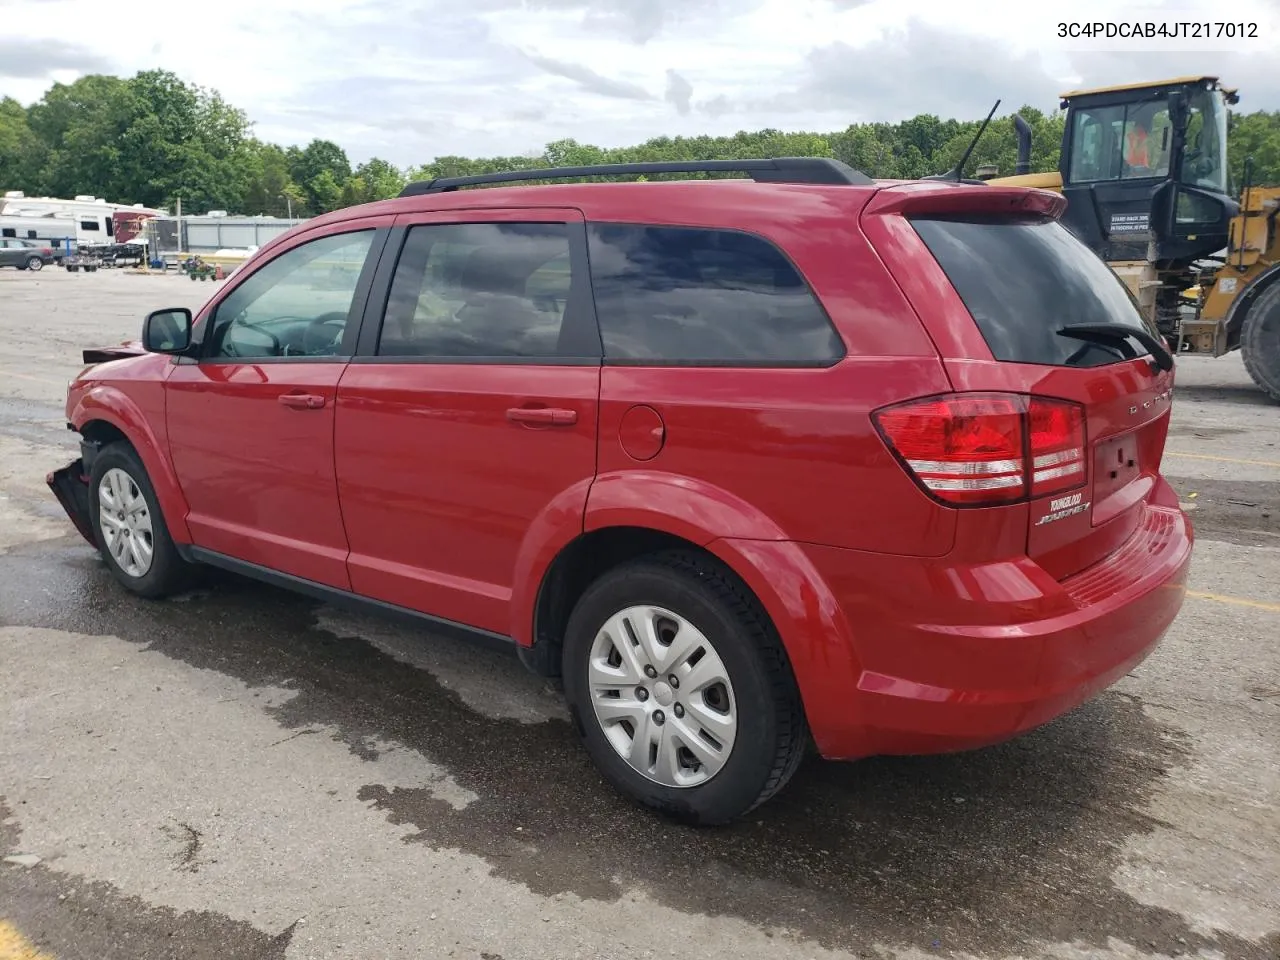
[378, 222, 597, 360]
[911, 216, 1157, 368]
[586, 224, 844, 365]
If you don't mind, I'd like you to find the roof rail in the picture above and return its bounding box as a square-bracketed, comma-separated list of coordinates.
[398, 157, 873, 197]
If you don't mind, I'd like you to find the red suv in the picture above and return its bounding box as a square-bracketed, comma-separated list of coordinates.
[47, 158, 1193, 825]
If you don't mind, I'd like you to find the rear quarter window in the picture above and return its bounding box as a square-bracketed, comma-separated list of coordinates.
[586, 223, 844, 366]
[911, 216, 1158, 368]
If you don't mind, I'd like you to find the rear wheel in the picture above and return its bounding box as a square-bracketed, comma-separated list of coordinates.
[26, 256, 43, 272]
[1241, 282, 1280, 403]
[87, 442, 195, 599]
[561, 550, 807, 826]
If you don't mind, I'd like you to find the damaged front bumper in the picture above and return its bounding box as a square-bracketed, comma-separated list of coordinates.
[46, 458, 97, 547]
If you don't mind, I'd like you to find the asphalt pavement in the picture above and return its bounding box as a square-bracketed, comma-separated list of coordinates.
[1, 268, 1277, 960]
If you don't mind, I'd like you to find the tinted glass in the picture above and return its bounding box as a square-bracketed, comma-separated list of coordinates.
[80, 220, 100, 232]
[207, 230, 374, 359]
[379, 222, 575, 358]
[586, 224, 843, 365]
[912, 216, 1156, 368]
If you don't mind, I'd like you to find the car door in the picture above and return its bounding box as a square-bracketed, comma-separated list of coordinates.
[165, 220, 391, 589]
[333, 208, 601, 634]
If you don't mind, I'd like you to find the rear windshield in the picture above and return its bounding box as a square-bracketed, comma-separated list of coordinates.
[911, 216, 1157, 368]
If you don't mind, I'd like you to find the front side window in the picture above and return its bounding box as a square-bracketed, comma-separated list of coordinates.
[206, 230, 375, 359]
[1180, 87, 1229, 193]
[378, 222, 578, 359]
[586, 224, 843, 365]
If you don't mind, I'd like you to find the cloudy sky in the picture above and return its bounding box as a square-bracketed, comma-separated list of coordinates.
[2, 0, 1279, 168]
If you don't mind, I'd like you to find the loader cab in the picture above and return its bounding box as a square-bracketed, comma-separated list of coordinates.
[1058, 76, 1238, 264]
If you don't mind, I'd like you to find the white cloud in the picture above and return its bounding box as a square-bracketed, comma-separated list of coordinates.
[2, 0, 1278, 168]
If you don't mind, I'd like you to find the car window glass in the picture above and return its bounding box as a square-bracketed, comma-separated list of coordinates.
[911, 215, 1156, 368]
[586, 224, 843, 365]
[1069, 102, 1172, 183]
[207, 230, 375, 359]
[378, 222, 573, 359]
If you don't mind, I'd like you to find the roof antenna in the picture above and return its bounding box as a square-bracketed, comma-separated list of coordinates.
[925, 99, 1001, 182]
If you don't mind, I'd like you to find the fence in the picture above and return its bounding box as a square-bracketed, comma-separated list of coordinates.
[145, 216, 310, 256]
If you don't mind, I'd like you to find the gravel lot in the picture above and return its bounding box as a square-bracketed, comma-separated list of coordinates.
[1, 268, 1277, 960]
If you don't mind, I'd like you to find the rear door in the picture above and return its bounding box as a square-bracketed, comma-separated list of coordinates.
[332, 208, 601, 635]
[865, 191, 1175, 580]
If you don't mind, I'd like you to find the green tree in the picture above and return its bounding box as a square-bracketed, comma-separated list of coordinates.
[242, 141, 303, 217]
[1228, 110, 1280, 190]
[289, 139, 352, 214]
[0, 96, 41, 192]
[10, 70, 1280, 220]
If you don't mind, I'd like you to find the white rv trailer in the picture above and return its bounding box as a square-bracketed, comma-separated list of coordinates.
[0, 192, 164, 248]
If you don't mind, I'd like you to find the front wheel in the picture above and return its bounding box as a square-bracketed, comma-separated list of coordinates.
[87, 442, 196, 599]
[561, 551, 808, 826]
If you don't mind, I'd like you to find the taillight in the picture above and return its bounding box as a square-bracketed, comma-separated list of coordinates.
[874, 392, 1086, 507]
[1027, 398, 1085, 496]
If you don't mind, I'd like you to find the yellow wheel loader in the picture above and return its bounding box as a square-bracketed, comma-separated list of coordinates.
[987, 76, 1280, 401]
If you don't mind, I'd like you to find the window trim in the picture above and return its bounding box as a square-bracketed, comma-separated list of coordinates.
[585, 220, 846, 369]
[352, 209, 604, 366]
[185, 222, 392, 366]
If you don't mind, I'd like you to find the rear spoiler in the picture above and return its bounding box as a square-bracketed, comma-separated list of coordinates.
[864, 182, 1066, 220]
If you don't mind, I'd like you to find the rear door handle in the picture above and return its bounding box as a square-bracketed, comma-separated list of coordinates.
[506, 406, 577, 426]
[278, 393, 326, 409]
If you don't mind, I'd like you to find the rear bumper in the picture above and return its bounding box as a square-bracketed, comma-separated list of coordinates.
[798, 484, 1193, 760]
[46, 458, 97, 547]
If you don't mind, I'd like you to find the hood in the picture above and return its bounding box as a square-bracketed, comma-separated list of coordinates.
[82, 340, 147, 364]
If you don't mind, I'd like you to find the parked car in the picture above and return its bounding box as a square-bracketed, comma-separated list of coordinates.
[46, 158, 1194, 825]
[0, 237, 55, 271]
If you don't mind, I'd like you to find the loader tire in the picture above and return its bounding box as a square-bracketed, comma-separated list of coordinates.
[1241, 282, 1280, 403]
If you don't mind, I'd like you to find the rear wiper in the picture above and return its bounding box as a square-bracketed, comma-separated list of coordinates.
[1057, 322, 1174, 373]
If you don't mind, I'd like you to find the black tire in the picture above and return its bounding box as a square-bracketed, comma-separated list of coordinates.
[26, 256, 43, 272]
[1241, 281, 1280, 403]
[561, 550, 808, 826]
[87, 441, 196, 599]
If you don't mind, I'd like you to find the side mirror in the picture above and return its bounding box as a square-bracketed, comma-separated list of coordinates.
[143, 307, 193, 355]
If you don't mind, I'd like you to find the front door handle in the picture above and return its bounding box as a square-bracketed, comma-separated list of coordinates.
[506, 406, 577, 426]
[278, 393, 326, 409]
